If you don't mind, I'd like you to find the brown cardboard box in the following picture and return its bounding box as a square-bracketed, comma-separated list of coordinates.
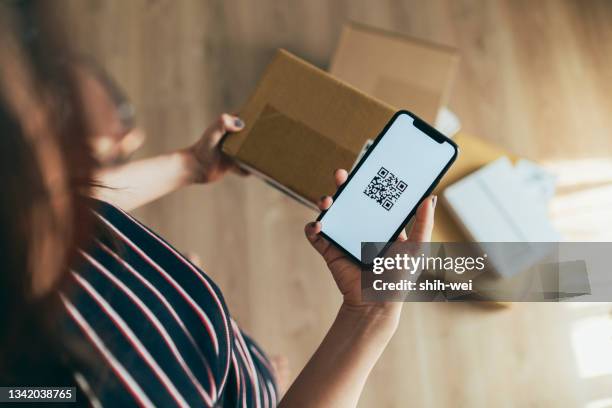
[329, 23, 459, 124]
[327, 23, 516, 244]
[222, 49, 396, 207]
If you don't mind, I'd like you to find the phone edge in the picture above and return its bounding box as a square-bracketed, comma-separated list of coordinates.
[316, 110, 460, 267]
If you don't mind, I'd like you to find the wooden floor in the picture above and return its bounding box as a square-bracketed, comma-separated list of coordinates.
[64, 1, 612, 406]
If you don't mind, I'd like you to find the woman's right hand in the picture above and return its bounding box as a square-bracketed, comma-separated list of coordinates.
[185, 113, 247, 184]
[304, 168, 437, 321]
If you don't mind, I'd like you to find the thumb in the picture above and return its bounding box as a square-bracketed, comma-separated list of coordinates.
[407, 195, 437, 242]
[219, 113, 244, 133]
[209, 113, 244, 143]
[304, 221, 332, 257]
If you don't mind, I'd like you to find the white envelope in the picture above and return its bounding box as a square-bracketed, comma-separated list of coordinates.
[442, 157, 561, 277]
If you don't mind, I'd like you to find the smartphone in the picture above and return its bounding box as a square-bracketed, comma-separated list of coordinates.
[317, 110, 458, 265]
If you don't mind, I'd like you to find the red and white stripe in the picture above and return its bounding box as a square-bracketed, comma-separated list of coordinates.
[114, 207, 232, 392]
[248, 345, 278, 406]
[248, 345, 274, 377]
[93, 211, 220, 356]
[69, 271, 190, 408]
[232, 351, 248, 408]
[231, 320, 261, 408]
[73, 372, 102, 408]
[230, 351, 242, 404]
[95, 240, 218, 399]
[266, 379, 277, 407]
[61, 296, 154, 408]
[80, 250, 214, 406]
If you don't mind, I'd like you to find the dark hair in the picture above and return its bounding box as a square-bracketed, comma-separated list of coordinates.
[72, 55, 136, 132]
[0, 0, 95, 390]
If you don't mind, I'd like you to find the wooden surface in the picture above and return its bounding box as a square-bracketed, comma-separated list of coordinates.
[63, 1, 612, 406]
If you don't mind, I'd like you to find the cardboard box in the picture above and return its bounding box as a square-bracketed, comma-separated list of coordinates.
[222, 49, 395, 207]
[329, 22, 459, 124]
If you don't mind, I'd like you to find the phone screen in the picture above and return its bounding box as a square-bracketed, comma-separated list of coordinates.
[318, 112, 457, 261]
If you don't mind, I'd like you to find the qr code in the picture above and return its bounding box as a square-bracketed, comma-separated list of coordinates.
[363, 167, 407, 211]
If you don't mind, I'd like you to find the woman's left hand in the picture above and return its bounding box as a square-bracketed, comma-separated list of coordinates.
[305, 168, 436, 320]
[186, 113, 248, 183]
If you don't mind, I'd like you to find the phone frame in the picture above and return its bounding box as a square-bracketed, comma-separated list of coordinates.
[316, 110, 459, 266]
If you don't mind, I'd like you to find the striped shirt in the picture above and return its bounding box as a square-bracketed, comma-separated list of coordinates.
[59, 199, 277, 407]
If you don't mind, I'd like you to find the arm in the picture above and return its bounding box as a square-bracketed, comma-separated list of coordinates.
[280, 169, 436, 408]
[91, 149, 198, 211]
[92, 113, 245, 211]
[279, 305, 399, 407]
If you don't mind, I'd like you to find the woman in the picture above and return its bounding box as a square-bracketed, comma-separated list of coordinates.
[0, 2, 436, 407]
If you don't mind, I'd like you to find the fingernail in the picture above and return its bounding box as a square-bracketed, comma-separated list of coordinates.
[432, 195, 438, 208]
[320, 195, 327, 202]
[234, 118, 244, 128]
[306, 222, 317, 231]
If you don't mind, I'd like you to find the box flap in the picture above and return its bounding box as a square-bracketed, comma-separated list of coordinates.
[329, 22, 459, 123]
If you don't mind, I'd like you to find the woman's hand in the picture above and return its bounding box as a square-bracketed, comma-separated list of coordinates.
[184, 113, 247, 183]
[283, 175, 436, 407]
[305, 169, 437, 322]
[92, 113, 247, 211]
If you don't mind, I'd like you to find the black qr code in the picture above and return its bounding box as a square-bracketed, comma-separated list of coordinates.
[363, 167, 407, 211]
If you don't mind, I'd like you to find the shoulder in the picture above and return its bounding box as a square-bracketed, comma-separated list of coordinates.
[60, 199, 235, 405]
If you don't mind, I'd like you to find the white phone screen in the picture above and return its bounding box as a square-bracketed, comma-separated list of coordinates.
[319, 113, 456, 261]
